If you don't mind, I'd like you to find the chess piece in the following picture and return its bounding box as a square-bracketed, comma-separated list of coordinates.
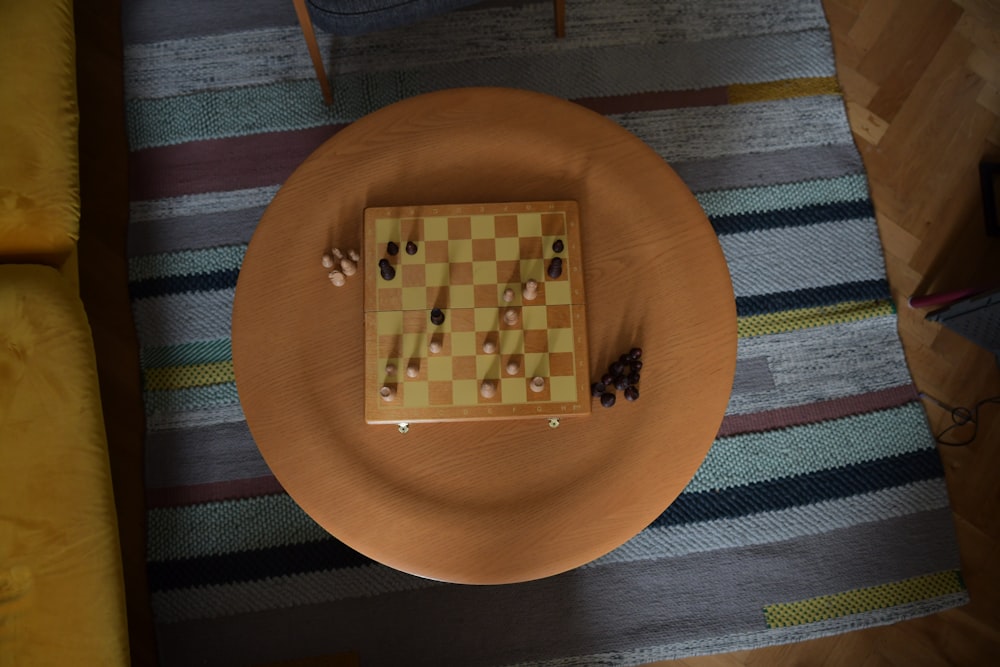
[506, 358, 520, 376]
[385, 363, 397, 376]
[547, 257, 563, 279]
[552, 239, 564, 253]
[430, 308, 445, 326]
[387, 241, 399, 256]
[322, 252, 335, 268]
[406, 362, 419, 378]
[405, 241, 418, 255]
[523, 279, 538, 301]
[480, 380, 496, 398]
[378, 258, 396, 281]
[482, 339, 497, 354]
[331, 248, 344, 261]
[340, 257, 357, 276]
[348, 249, 360, 262]
[502, 288, 515, 303]
[530, 376, 545, 393]
[328, 270, 346, 287]
[379, 385, 396, 402]
[503, 308, 519, 326]
[429, 339, 442, 354]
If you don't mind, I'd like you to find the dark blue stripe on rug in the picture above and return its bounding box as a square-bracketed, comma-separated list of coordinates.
[147, 537, 375, 592]
[130, 268, 241, 299]
[652, 447, 944, 528]
[736, 278, 890, 317]
[147, 448, 943, 591]
[710, 199, 876, 236]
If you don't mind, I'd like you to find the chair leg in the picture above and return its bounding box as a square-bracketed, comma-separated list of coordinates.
[553, 0, 565, 38]
[292, 0, 334, 106]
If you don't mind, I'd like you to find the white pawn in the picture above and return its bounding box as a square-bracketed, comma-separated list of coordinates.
[529, 376, 545, 393]
[506, 358, 520, 376]
[340, 257, 357, 276]
[480, 380, 497, 398]
[482, 339, 497, 354]
[503, 308, 519, 326]
[328, 270, 346, 287]
[502, 288, 515, 303]
[322, 252, 335, 268]
[406, 362, 419, 378]
[523, 279, 538, 301]
[429, 339, 442, 354]
[379, 385, 396, 402]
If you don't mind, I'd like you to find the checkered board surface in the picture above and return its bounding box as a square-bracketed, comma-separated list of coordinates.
[363, 201, 590, 424]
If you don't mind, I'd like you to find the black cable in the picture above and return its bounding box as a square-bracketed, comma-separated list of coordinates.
[918, 392, 1000, 447]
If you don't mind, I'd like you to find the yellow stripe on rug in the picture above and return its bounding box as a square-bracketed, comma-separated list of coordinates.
[145, 360, 234, 391]
[728, 76, 841, 104]
[738, 299, 894, 339]
[764, 570, 965, 629]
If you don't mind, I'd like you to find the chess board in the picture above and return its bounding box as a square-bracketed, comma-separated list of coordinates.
[363, 201, 591, 425]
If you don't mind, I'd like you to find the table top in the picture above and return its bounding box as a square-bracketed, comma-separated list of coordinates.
[232, 87, 737, 584]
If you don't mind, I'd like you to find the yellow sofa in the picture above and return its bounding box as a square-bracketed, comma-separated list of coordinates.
[0, 0, 130, 664]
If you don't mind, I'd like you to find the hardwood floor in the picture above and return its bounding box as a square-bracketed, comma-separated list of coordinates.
[651, 1, 1000, 664]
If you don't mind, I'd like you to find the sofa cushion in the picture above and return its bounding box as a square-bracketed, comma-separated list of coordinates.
[0, 0, 80, 266]
[306, 0, 481, 36]
[0, 265, 129, 665]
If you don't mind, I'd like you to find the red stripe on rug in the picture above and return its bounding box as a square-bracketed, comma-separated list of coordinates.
[128, 124, 345, 201]
[572, 88, 729, 115]
[147, 475, 286, 508]
[717, 385, 920, 438]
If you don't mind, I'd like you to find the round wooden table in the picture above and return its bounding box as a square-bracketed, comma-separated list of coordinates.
[232, 87, 737, 584]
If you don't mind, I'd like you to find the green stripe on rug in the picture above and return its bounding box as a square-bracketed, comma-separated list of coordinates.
[141, 338, 232, 368]
[688, 402, 933, 494]
[763, 570, 965, 629]
[130, 244, 247, 280]
[694, 174, 870, 216]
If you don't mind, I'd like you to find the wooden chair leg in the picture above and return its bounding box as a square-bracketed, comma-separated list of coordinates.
[292, 0, 334, 106]
[554, 0, 565, 38]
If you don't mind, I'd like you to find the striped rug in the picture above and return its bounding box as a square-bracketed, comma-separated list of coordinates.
[123, 1, 968, 664]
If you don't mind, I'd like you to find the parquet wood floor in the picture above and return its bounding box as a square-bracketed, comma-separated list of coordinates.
[650, 1, 1000, 665]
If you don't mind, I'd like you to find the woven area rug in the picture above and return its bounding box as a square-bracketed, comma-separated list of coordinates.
[123, 1, 969, 664]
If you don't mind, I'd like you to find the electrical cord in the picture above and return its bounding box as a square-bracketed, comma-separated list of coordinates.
[918, 392, 1000, 447]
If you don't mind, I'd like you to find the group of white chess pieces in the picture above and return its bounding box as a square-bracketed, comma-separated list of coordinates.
[322, 247, 360, 286]
[378, 280, 546, 403]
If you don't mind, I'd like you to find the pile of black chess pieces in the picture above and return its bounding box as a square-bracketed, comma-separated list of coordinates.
[592, 347, 642, 407]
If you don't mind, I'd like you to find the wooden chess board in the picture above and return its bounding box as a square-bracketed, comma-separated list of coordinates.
[363, 201, 591, 425]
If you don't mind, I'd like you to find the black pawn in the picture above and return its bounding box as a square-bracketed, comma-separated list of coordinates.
[547, 257, 563, 279]
[405, 241, 418, 255]
[387, 241, 399, 256]
[380, 264, 396, 281]
[552, 239, 564, 253]
[624, 386, 640, 402]
[600, 392, 616, 408]
[430, 307, 445, 326]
